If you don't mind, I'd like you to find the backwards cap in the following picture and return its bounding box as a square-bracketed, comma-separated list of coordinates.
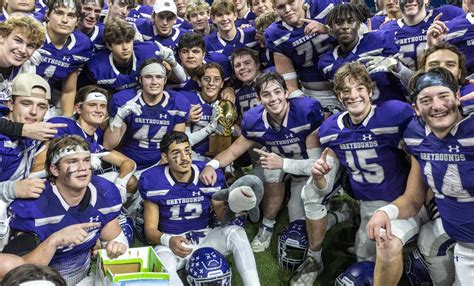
[11, 73, 51, 100]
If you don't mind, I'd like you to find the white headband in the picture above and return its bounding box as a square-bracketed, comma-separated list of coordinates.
[140, 63, 166, 77]
[51, 145, 90, 164]
[20, 281, 55, 286]
[84, 92, 108, 103]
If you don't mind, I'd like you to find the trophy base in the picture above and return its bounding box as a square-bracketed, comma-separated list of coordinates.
[207, 135, 232, 156]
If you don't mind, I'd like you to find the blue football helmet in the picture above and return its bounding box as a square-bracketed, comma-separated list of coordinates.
[118, 208, 134, 246]
[405, 248, 433, 286]
[335, 261, 375, 286]
[277, 220, 309, 271]
[186, 247, 232, 286]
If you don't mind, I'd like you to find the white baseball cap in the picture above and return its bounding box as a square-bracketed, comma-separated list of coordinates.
[153, 0, 177, 16]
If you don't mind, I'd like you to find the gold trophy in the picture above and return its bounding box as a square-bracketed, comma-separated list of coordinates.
[207, 99, 238, 155]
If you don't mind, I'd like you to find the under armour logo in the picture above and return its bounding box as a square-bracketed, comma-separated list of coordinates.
[192, 191, 200, 196]
[63, 56, 70, 61]
[285, 133, 294, 139]
[89, 215, 100, 222]
[362, 134, 372, 141]
[164, 1, 170, 6]
[159, 113, 168, 119]
[448, 145, 460, 153]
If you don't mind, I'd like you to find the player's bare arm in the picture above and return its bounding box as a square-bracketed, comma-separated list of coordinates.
[200, 135, 255, 185]
[100, 218, 128, 259]
[60, 70, 79, 117]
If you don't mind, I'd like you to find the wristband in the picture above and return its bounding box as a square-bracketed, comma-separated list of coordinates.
[207, 159, 220, 170]
[377, 204, 399, 220]
[160, 233, 172, 247]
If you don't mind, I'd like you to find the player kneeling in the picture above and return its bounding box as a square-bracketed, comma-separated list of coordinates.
[138, 131, 261, 286]
[5, 136, 128, 285]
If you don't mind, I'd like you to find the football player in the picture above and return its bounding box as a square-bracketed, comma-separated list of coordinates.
[296, 62, 420, 285]
[104, 58, 189, 173]
[265, 0, 336, 108]
[82, 18, 186, 93]
[0, 15, 45, 104]
[183, 63, 226, 161]
[319, 3, 408, 103]
[379, 0, 464, 70]
[77, 0, 106, 51]
[175, 32, 232, 91]
[367, 67, 474, 286]
[6, 136, 127, 285]
[419, 43, 474, 114]
[139, 131, 260, 286]
[235, 0, 256, 27]
[31, 85, 137, 203]
[369, 0, 401, 30]
[250, 0, 274, 18]
[103, 0, 134, 22]
[231, 47, 261, 118]
[426, 0, 474, 76]
[34, 0, 93, 117]
[200, 72, 324, 253]
[0, 0, 44, 21]
[204, 0, 259, 59]
[185, 0, 214, 35]
[0, 74, 51, 204]
[134, 0, 190, 54]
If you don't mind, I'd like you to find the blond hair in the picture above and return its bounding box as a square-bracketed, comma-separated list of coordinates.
[0, 14, 45, 49]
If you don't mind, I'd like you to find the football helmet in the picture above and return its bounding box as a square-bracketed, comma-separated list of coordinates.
[277, 220, 309, 271]
[186, 247, 232, 286]
[335, 261, 375, 286]
[118, 208, 134, 246]
[405, 248, 433, 286]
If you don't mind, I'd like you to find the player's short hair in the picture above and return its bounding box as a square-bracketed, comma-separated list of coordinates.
[210, 0, 236, 16]
[81, 0, 105, 8]
[185, 0, 210, 19]
[178, 32, 206, 52]
[333, 62, 375, 96]
[0, 14, 46, 49]
[327, 3, 371, 28]
[231, 47, 260, 68]
[2, 264, 66, 286]
[160, 131, 190, 154]
[255, 72, 288, 97]
[196, 62, 225, 80]
[104, 18, 135, 46]
[408, 67, 459, 102]
[249, 0, 275, 8]
[418, 42, 467, 85]
[46, 0, 83, 18]
[45, 136, 90, 181]
[254, 11, 279, 32]
[75, 85, 111, 105]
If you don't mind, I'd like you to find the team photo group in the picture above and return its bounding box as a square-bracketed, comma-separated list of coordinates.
[0, 0, 473, 284]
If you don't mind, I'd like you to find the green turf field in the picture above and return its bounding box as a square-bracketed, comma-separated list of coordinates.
[228, 195, 359, 286]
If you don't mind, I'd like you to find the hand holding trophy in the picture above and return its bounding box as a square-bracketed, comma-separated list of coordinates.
[207, 99, 237, 155]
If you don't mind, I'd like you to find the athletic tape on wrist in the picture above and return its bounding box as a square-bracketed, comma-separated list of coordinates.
[377, 204, 399, 220]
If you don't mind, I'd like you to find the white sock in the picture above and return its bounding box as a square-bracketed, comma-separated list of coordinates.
[307, 249, 322, 264]
[262, 217, 276, 229]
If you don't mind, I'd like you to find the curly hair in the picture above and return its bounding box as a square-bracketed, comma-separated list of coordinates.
[333, 62, 375, 97]
[0, 14, 46, 49]
[104, 18, 135, 46]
